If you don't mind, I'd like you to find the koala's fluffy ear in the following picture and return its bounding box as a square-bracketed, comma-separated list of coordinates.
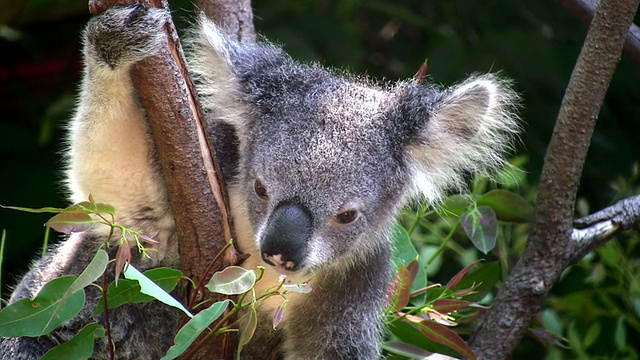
[186, 16, 250, 130]
[398, 74, 520, 202]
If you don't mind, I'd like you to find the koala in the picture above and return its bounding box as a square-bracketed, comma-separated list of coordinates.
[0, 5, 518, 360]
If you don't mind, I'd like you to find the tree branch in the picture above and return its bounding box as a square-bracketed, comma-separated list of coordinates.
[568, 194, 640, 263]
[468, 0, 640, 358]
[196, 0, 255, 43]
[89, 0, 254, 358]
[558, 0, 640, 65]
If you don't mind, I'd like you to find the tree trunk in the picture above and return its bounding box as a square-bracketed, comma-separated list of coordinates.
[468, 0, 640, 358]
[89, 0, 255, 358]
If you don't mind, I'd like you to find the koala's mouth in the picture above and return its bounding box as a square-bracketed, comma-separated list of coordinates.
[262, 253, 304, 275]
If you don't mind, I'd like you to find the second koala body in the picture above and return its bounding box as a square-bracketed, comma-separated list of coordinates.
[1, 6, 518, 360]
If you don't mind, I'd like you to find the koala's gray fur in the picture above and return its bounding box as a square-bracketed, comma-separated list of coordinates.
[0, 5, 519, 360]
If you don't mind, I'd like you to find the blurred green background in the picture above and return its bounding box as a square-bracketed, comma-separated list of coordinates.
[1, 0, 639, 358]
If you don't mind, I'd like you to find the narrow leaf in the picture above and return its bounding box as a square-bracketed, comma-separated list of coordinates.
[239, 306, 257, 346]
[450, 262, 500, 302]
[381, 341, 435, 359]
[0, 276, 85, 337]
[1, 205, 67, 214]
[273, 300, 287, 330]
[45, 212, 95, 234]
[67, 249, 108, 298]
[614, 317, 626, 351]
[282, 282, 312, 294]
[392, 265, 412, 312]
[124, 264, 192, 318]
[46, 249, 107, 330]
[392, 225, 427, 300]
[446, 260, 482, 290]
[39, 322, 105, 360]
[431, 299, 472, 314]
[206, 266, 256, 295]
[95, 268, 183, 314]
[160, 300, 231, 360]
[403, 315, 476, 360]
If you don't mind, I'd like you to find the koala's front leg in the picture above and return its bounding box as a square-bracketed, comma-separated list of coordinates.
[68, 6, 177, 258]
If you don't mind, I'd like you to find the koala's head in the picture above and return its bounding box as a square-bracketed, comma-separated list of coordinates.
[190, 20, 519, 276]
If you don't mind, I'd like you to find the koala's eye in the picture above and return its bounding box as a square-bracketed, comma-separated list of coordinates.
[335, 210, 359, 224]
[254, 179, 268, 200]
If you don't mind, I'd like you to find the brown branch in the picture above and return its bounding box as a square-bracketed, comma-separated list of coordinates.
[568, 194, 640, 263]
[196, 0, 255, 43]
[89, 0, 253, 359]
[468, 0, 640, 358]
[130, 3, 242, 360]
[558, 0, 640, 65]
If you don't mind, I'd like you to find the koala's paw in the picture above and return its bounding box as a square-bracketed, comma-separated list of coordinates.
[84, 5, 167, 69]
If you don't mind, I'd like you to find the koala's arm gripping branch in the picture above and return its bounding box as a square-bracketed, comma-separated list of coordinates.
[90, 0, 250, 359]
[468, 0, 640, 358]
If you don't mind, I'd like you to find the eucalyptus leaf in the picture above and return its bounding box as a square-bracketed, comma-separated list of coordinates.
[95, 268, 183, 314]
[476, 189, 533, 223]
[123, 264, 192, 318]
[0, 276, 85, 337]
[460, 206, 497, 254]
[45, 212, 95, 234]
[206, 266, 256, 295]
[39, 322, 105, 360]
[161, 300, 231, 360]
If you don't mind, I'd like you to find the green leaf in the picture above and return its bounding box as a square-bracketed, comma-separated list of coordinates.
[124, 264, 192, 318]
[95, 268, 183, 314]
[45, 212, 95, 234]
[282, 282, 312, 294]
[476, 189, 533, 223]
[390, 265, 412, 312]
[48, 249, 107, 329]
[95, 279, 147, 314]
[161, 300, 231, 360]
[381, 341, 435, 359]
[237, 306, 258, 358]
[445, 260, 482, 290]
[0, 205, 67, 214]
[614, 317, 626, 351]
[450, 262, 500, 303]
[67, 249, 108, 299]
[206, 266, 256, 295]
[0, 276, 85, 337]
[438, 195, 471, 217]
[583, 321, 601, 349]
[392, 224, 427, 302]
[39, 322, 105, 360]
[460, 206, 497, 254]
[142, 268, 183, 292]
[71, 201, 115, 216]
[431, 299, 473, 314]
[272, 299, 287, 330]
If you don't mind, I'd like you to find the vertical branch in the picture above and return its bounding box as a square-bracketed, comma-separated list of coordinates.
[90, 0, 254, 359]
[468, 0, 640, 358]
[196, 0, 255, 43]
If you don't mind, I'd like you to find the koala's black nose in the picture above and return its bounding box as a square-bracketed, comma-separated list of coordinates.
[260, 202, 312, 273]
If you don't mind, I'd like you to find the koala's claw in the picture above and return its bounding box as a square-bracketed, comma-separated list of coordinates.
[85, 5, 167, 69]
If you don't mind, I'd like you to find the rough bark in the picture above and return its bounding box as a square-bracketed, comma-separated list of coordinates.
[558, 0, 640, 65]
[89, 0, 254, 358]
[468, 0, 640, 358]
[196, 0, 255, 43]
